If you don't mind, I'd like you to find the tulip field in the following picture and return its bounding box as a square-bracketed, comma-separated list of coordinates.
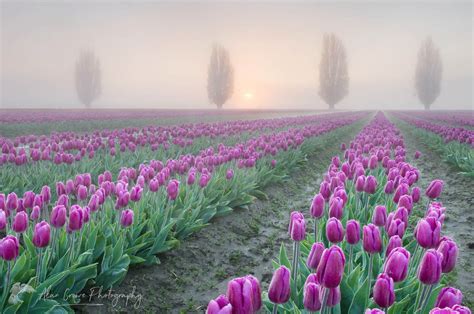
[0, 110, 472, 313]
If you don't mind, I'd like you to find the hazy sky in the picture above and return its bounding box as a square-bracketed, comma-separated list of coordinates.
[1, 1, 472, 110]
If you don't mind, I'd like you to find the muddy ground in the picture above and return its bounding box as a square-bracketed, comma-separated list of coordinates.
[395, 120, 474, 307]
[78, 123, 363, 314]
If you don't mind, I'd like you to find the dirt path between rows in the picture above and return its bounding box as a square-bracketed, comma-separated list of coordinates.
[395, 119, 474, 307]
[78, 122, 364, 314]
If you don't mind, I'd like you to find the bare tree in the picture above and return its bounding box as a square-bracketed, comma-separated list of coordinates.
[415, 37, 442, 110]
[207, 44, 234, 109]
[318, 33, 349, 110]
[75, 50, 101, 108]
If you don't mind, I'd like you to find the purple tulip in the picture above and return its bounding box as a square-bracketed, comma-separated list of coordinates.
[0, 210, 6, 229]
[323, 285, 341, 307]
[326, 218, 344, 244]
[206, 295, 232, 314]
[12, 211, 28, 233]
[364, 176, 377, 194]
[31, 205, 40, 221]
[328, 197, 343, 219]
[398, 195, 413, 213]
[303, 281, 321, 312]
[425, 179, 443, 199]
[77, 185, 88, 201]
[373, 273, 395, 308]
[226, 275, 261, 313]
[167, 179, 180, 200]
[226, 169, 234, 180]
[384, 180, 394, 194]
[345, 219, 360, 245]
[120, 209, 134, 227]
[68, 207, 83, 232]
[415, 217, 441, 249]
[187, 172, 196, 185]
[452, 305, 472, 314]
[365, 309, 385, 314]
[51, 205, 67, 228]
[435, 287, 463, 309]
[418, 249, 443, 285]
[268, 266, 291, 304]
[0, 235, 19, 261]
[363, 224, 382, 253]
[310, 193, 325, 218]
[385, 235, 402, 257]
[307, 242, 325, 270]
[288, 211, 306, 242]
[130, 185, 143, 202]
[387, 218, 406, 238]
[437, 237, 458, 273]
[6, 192, 18, 211]
[32, 221, 51, 248]
[412, 187, 421, 203]
[319, 181, 331, 200]
[414, 150, 422, 159]
[384, 247, 410, 282]
[355, 175, 366, 192]
[316, 245, 345, 288]
[372, 205, 387, 227]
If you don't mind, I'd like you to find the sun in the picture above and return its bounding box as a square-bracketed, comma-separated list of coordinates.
[243, 91, 254, 100]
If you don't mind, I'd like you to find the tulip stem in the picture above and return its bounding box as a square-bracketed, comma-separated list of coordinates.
[415, 283, 427, 312]
[272, 303, 278, 314]
[367, 253, 374, 306]
[419, 284, 434, 313]
[320, 287, 329, 314]
[292, 241, 300, 286]
[314, 218, 318, 243]
[348, 245, 353, 273]
[36, 248, 43, 286]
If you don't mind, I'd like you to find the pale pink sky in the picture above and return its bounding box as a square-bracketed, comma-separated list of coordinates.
[1, 1, 472, 110]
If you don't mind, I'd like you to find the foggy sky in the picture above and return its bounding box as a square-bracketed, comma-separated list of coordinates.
[1, 1, 472, 110]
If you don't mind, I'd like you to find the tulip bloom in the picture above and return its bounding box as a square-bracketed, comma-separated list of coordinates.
[415, 217, 441, 249]
[365, 309, 385, 314]
[0, 235, 19, 261]
[206, 295, 232, 314]
[384, 247, 410, 282]
[373, 273, 395, 308]
[385, 235, 402, 257]
[323, 285, 341, 308]
[307, 242, 325, 270]
[12, 211, 28, 233]
[387, 218, 406, 238]
[33, 221, 51, 248]
[425, 180, 443, 199]
[435, 287, 463, 309]
[437, 237, 458, 273]
[372, 205, 387, 227]
[226, 275, 261, 313]
[418, 249, 443, 285]
[452, 305, 472, 314]
[316, 245, 345, 288]
[364, 176, 377, 194]
[268, 266, 291, 306]
[120, 209, 134, 227]
[68, 208, 84, 232]
[310, 193, 325, 218]
[303, 281, 321, 312]
[167, 179, 180, 200]
[51, 205, 67, 228]
[412, 187, 421, 203]
[326, 218, 344, 244]
[363, 224, 382, 254]
[328, 197, 343, 219]
[6, 192, 18, 211]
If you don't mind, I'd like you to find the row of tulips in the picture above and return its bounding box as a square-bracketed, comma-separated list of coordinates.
[0, 113, 346, 167]
[391, 114, 473, 176]
[399, 111, 473, 128]
[206, 112, 471, 314]
[0, 114, 366, 312]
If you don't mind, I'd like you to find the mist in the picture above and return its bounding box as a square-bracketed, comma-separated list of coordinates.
[1, 1, 472, 110]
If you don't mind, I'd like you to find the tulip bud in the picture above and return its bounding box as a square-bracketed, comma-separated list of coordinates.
[206, 295, 232, 314]
[226, 169, 234, 180]
[393, 183, 409, 203]
[418, 249, 443, 285]
[425, 179, 443, 199]
[310, 194, 325, 218]
[268, 266, 291, 304]
[385, 235, 402, 257]
[187, 172, 196, 185]
[307, 242, 325, 270]
[288, 211, 306, 242]
[435, 287, 463, 309]
[437, 237, 458, 273]
[51, 205, 67, 228]
[414, 151, 422, 159]
[326, 217, 344, 243]
[76, 185, 88, 201]
[452, 305, 472, 314]
[149, 178, 160, 192]
[6, 192, 18, 211]
[398, 195, 413, 214]
[373, 273, 395, 308]
[355, 175, 366, 192]
[363, 223, 382, 253]
[365, 309, 385, 314]
[130, 185, 143, 202]
[316, 245, 345, 288]
[415, 217, 441, 249]
[387, 218, 406, 238]
[345, 219, 360, 245]
[319, 181, 331, 200]
[384, 247, 410, 282]
[384, 180, 394, 194]
[33, 221, 50, 248]
[303, 282, 321, 312]
[323, 286, 341, 307]
[372, 205, 387, 227]
[12, 211, 28, 233]
[0, 235, 19, 261]
[120, 209, 134, 227]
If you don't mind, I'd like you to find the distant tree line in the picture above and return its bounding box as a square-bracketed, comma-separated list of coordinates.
[76, 36, 442, 110]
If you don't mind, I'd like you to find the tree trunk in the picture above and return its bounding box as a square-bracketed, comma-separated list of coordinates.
[423, 103, 431, 110]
